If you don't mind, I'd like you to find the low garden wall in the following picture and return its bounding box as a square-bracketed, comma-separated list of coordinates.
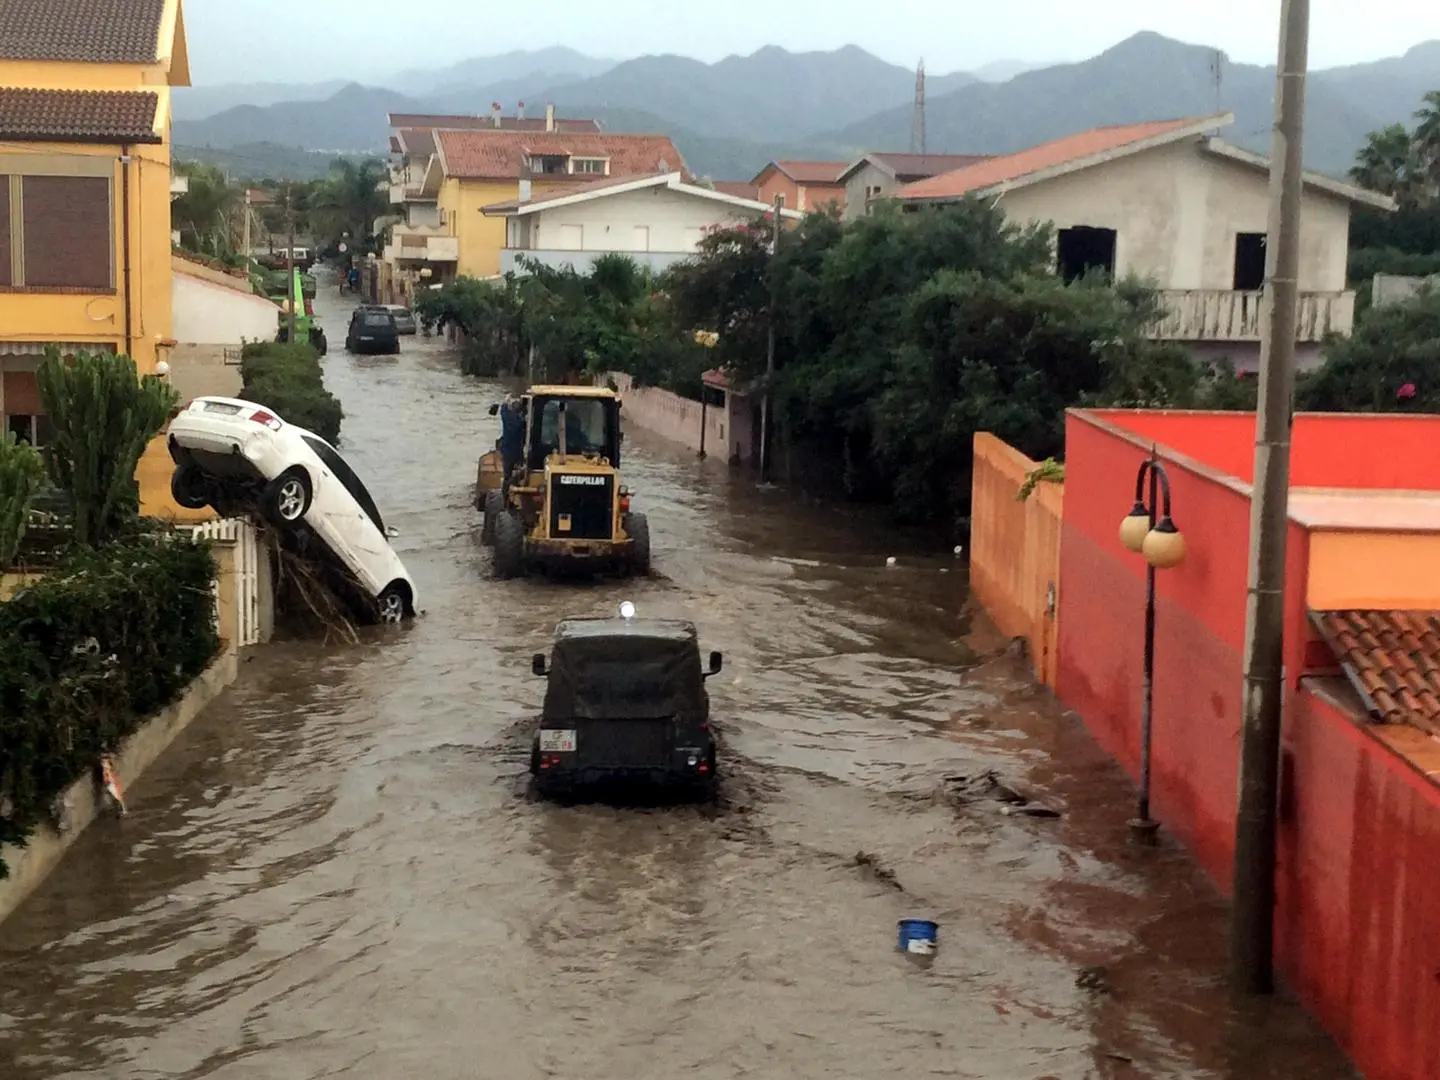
[968, 433, 1063, 686]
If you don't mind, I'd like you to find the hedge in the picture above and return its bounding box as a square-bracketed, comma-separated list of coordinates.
[239, 341, 343, 444]
[0, 535, 220, 876]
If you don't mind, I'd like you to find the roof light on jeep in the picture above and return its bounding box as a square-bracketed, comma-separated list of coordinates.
[619, 601, 635, 620]
[248, 408, 281, 430]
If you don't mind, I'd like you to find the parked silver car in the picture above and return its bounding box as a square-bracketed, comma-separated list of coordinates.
[366, 304, 417, 335]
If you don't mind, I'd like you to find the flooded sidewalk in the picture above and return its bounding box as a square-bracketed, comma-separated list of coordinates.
[0, 294, 1354, 1079]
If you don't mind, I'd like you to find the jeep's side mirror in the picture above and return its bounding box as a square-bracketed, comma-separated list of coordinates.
[532, 653, 548, 676]
[705, 650, 723, 677]
[488, 403, 499, 415]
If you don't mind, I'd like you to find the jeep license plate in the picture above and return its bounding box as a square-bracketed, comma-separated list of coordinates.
[539, 729, 576, 752]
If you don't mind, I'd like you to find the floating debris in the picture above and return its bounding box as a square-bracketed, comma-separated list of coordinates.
[852, 850, 903, 890]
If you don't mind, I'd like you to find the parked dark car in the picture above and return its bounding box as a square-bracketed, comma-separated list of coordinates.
[530, 612, 722, 798]
[345, 307, 401, 354]
[365, 303, 417, 334]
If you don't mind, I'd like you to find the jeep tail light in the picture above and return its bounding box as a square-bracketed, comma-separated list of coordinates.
[249, 409, 281, 431]
[619, 494, 631, 513]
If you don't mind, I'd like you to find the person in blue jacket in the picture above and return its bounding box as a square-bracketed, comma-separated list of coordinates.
[498, 395, 526, 494]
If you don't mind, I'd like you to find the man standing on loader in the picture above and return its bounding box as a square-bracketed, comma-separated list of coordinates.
[498, 395, 525, 496]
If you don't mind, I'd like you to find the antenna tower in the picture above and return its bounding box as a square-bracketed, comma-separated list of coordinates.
[911, 59, 926, 154]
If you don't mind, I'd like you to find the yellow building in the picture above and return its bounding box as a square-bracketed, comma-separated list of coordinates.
[383, 125, 687, 287]
[0, 0, 192, 513]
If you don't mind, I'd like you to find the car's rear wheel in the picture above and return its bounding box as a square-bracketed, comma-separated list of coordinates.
[376, 582, 409, 624]
[264, 468, 312, 527]
[493, 510, 526, 578]
[170, 464, 211, 510]
[529, 736, 540, 776]
[624, 511, 651, 575]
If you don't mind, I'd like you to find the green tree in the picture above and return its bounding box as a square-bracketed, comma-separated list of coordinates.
[0, 432, 43, 567]
[1299, 287, 1440, 412]
[37, 349, 177, 546]
[171, 162, 240, 256]
[1412, 90, 1440, 199]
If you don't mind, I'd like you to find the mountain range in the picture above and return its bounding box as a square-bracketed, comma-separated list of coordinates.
[172, 35, 1440, 182]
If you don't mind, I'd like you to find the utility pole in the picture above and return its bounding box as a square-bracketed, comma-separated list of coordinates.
[1231, 0, 1309, 996]
[758, 193, 782, 483]
[242, 188, 252, 260]
[285, 185, 298, 346]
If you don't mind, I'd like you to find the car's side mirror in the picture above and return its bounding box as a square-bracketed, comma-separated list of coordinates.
[532, 653, 548, 677]
[488, 403, 499, 416]
[705, 650, 723, 677]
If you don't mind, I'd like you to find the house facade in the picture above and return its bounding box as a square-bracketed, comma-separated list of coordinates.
[894, 114, 1395, 369]
[380, 108, 623, 298]
[482, 172, 803, 274]
[0, 0, 190, 447]
[751, 160, 847, 214]
[837, 152, 991, 220]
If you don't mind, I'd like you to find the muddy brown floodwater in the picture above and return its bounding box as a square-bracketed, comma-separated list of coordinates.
[0, 287, 1358, 1079]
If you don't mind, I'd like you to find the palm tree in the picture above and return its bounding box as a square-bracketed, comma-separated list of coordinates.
[1350, 124, 1415, 196]
[1410, 90, 1440, 201]
[306, 158, 389, 252]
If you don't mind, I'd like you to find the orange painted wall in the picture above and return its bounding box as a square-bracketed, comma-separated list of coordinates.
[1278, 686, 1440, 1080]
[969, 434, 1063, 685]
[1091, 409, 1440, 490]
[1055, 412, 1312, 889]
[752, 169, 845, 214]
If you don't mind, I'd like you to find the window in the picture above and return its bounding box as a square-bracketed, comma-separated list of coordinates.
[301, 434, 385, 532]
[1233, 232, 1267, 291]
[572, 157, 608, 175]
[5, 413, 52, 446]
[0, 178, 10, 287]
[18, 176, 113, 291]
[1056, 226, 1117, 283]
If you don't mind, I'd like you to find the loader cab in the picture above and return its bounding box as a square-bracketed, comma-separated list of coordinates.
[525, 389, 621, 472]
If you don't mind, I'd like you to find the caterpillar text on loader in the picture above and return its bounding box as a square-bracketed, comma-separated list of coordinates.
[476, 385, 650, 578]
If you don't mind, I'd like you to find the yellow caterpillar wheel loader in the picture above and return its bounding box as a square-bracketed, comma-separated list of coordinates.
[476, 385, 650, 579]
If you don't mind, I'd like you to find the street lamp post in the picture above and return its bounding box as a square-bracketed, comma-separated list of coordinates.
[1118, 449, 1187, 841]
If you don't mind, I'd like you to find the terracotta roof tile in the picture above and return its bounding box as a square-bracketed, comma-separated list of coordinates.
[897, 116, 1215, 201]
[866, 152, 994, 180]
[1312, 610, 1440, 736]
[436, 129, 687, 181]
[0, 87, 160, 143]
[761, 160, 848, 184]
[712, 180, 760, 200]
[0, 0, 166, 63]
[388, 112, 601, 134]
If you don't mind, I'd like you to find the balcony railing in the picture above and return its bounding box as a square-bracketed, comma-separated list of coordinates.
[1150, 289, 1355, 342]
[383, 235, 458, 262]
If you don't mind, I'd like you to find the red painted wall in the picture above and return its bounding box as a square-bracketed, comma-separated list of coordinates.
[1279, 688, 1440, 1080]
[1055, 412, 1310, 889]
[1089, 409, 1440, 490]
[1056, 409, 1440, 1080]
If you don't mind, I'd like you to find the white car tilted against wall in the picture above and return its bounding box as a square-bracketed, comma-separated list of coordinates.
[166, 396, 418, 624]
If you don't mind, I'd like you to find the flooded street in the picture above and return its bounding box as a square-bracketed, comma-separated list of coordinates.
[0, 288, 1355, 1079]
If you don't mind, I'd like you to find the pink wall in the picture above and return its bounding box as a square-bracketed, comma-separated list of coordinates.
[1280, 687, 1440, 1080]
[1089, 409, 1440, 489]
[608, 373, 748, 462]
[1055, 408, 1440, 1080]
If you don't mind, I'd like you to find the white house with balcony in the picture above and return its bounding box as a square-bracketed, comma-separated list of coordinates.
[481, 172, 804, 274]
[893, 113, 1396, 370]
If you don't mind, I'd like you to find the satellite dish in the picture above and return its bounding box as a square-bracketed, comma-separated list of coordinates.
[619, 601, 635, 620]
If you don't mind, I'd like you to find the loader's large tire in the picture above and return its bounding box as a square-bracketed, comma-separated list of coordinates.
[624, 511, 651, 576]
[481, 489, 505, 545]
[493, 510, 526, 579]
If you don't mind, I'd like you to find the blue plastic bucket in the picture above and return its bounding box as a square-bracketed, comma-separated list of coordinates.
[897, 918, 939, 954]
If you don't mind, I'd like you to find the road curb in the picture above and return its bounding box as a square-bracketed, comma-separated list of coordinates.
[0, 646, 239, 928]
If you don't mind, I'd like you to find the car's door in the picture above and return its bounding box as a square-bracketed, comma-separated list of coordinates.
[295, 433, 367, 581]
[300, 434, 392, 591]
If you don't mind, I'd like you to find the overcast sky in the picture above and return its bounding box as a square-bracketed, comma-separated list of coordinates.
[184, 0, 1440, 84]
